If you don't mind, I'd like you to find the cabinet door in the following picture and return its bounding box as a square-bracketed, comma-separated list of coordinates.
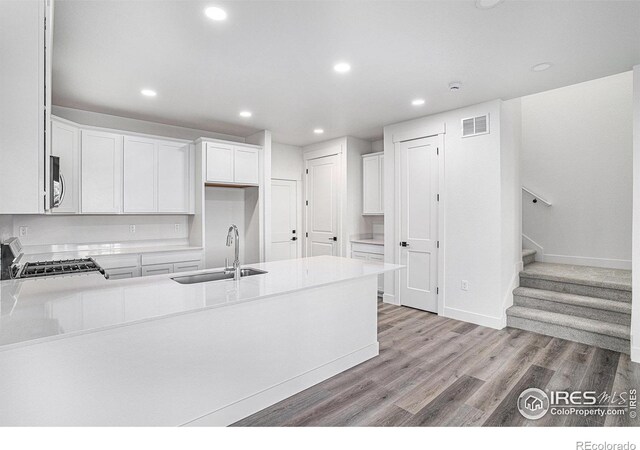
[234, 147, 259, 185]
[81, 130, 123, 213]
[123, 136, 157, 213]
[362, 155, 381, 214]
[158, 141, 190, 212]
[206, 143, 234, 183]
[51, 119, 80, 214]
[379, 155, 384, 212]
[141, 263, 174, 277]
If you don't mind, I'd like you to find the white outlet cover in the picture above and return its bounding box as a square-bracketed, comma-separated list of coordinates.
[129, 225, 136, 233]
[19, 226, 28, 237]
[461, 280, 469, 291]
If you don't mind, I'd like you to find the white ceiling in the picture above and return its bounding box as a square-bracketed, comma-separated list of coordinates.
[52, 0, 640, 146]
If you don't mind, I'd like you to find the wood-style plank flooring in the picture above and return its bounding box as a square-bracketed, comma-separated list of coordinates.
[233, 301, 640, 427]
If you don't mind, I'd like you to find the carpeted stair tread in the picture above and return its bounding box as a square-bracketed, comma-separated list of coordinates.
[520, 262, 631, 292]
[512, 287, 631, 314]
[506, 306, 630, 340]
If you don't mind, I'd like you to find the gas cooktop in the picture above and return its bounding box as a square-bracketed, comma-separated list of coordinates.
[18, 258, 106, 279]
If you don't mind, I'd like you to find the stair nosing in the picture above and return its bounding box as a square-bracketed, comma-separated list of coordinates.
[513, 287, 631, 314]
[506, 306, 630, 340]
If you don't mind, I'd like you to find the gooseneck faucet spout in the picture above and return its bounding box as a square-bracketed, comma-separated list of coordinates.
[226, 224, 241, 281]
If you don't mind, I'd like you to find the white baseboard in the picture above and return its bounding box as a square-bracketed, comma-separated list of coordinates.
[631, 346, 640, 363]
[182, 342, 379, 427]
[543, 254, 632, 270]
[383, 293, 398, 305]
[442, 306, 504, 330]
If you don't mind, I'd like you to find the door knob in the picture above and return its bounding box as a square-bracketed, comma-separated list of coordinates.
[291, 237, 297, 241]
[328, 237, 337, 241]
[400, 241, 410, 247]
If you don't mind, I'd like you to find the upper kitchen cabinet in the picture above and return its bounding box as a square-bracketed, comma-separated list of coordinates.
[50, 118, 80, 214]
[81, 130, 124, 214]
[362, 152, 384, 215]
[123, 137, 192, 214]
[157, 141, 192, 213]
[123, 136, 157, 213]
[0, 0, 51, 214]
[204, 141, 260, 186]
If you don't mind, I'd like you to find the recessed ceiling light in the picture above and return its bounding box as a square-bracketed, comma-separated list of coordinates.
[333, 62, 351, 73]
[449, 81, 462, 91]
[140, 89, 157, 97]
[475, 0, 504, 9]
[313, 128, 324, 134]
[239, 111, 252, 118]
[411, 99, 425, 106]
[204, 6, 227, 21]
[532, 62, 552, 72]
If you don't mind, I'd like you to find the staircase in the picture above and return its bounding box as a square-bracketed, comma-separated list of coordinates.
[506, 250, 632, 354]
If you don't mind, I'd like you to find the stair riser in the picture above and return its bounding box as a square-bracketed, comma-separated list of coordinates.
[520, 276, 631, 302]
[523, 254, 536, 266]
[513, 295, 631, 326]
[507, 316, 630, 354]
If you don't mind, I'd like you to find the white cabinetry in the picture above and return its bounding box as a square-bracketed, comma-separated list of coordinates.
[141, 264, 174, 276]
[123, 137, 192, 214]
[123, 136, 157, 213]
[93, 250, 203, 279]
[362, 152, 384, 215]
[351, 241, 384, 294]
[50, 119, 80, 214]
[158, 141, 191, 212]
[206, 142, 260, 185]
[81, 130, 123, 214]
[0, 0, 50, 214]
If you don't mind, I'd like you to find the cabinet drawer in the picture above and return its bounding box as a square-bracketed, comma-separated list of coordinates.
[351, 251, 370, 261]
[141, 263, 174, 276]
[369, 254, 384, 262]
[141, 250, 202, 266]
[173, 261, 203, 273]
[107, 267, 142, 280]
[351, 242, 384, 255]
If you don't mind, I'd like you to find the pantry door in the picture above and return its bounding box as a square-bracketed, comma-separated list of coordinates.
[305, 154, 340, 257]
[271, 179, 299, 261]
[398, 136, 439, 312]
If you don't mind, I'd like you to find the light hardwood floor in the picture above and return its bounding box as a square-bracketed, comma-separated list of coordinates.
[233, 301, 640, 427]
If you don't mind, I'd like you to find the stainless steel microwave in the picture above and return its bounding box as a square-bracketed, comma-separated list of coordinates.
[49, 155, 65, 209]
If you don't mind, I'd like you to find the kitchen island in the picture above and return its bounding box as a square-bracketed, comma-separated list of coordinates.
[0, 256, 401, 426]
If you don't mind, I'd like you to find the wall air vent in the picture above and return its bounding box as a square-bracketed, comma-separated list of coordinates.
[462, 114, 490, 137]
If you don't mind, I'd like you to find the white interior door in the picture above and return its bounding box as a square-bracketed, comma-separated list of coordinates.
[398, 137, 439, 312]
[271, 179, 298, 261]
[305, 155, 340, 257]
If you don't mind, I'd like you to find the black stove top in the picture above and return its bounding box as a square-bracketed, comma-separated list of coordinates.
[19, 258, 105, 278]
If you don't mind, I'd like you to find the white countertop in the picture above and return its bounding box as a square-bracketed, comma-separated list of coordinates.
[19, 239, 203, 263]
[350, 238, 384, 246]
[0, 256, 401, 350]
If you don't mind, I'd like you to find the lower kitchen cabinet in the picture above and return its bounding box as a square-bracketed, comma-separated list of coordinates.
[351, 242, 384, 294]
[141, 263, 174, 276]
[107, 267, 142, 280]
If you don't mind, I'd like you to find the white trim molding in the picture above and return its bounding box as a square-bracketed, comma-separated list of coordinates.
[442, 306, 504, 330]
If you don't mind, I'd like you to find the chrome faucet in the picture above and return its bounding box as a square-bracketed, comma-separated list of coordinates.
[225, 224, 241, 281]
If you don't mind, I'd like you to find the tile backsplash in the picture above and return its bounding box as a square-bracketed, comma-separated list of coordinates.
[7, 214, 189, 246]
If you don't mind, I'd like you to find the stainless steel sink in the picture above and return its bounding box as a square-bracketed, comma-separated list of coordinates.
[171, 268, 267, 285]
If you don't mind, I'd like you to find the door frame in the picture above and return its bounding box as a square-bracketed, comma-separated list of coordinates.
[302, 144, 344, 257]
[393, 133, 445, 315]
[271, 177, 302, 260]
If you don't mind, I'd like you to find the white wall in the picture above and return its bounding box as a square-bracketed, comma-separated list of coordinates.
[52, 106, 245, 143]
[204, 187, 246, 268]
[0, 216, 13, 243]
[632, 65, 640, 363]
[271, 143, 303, 181]
[10, 215, 189, 246]
[521, 72, 633, 269]
[384, 100, 520, 329]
